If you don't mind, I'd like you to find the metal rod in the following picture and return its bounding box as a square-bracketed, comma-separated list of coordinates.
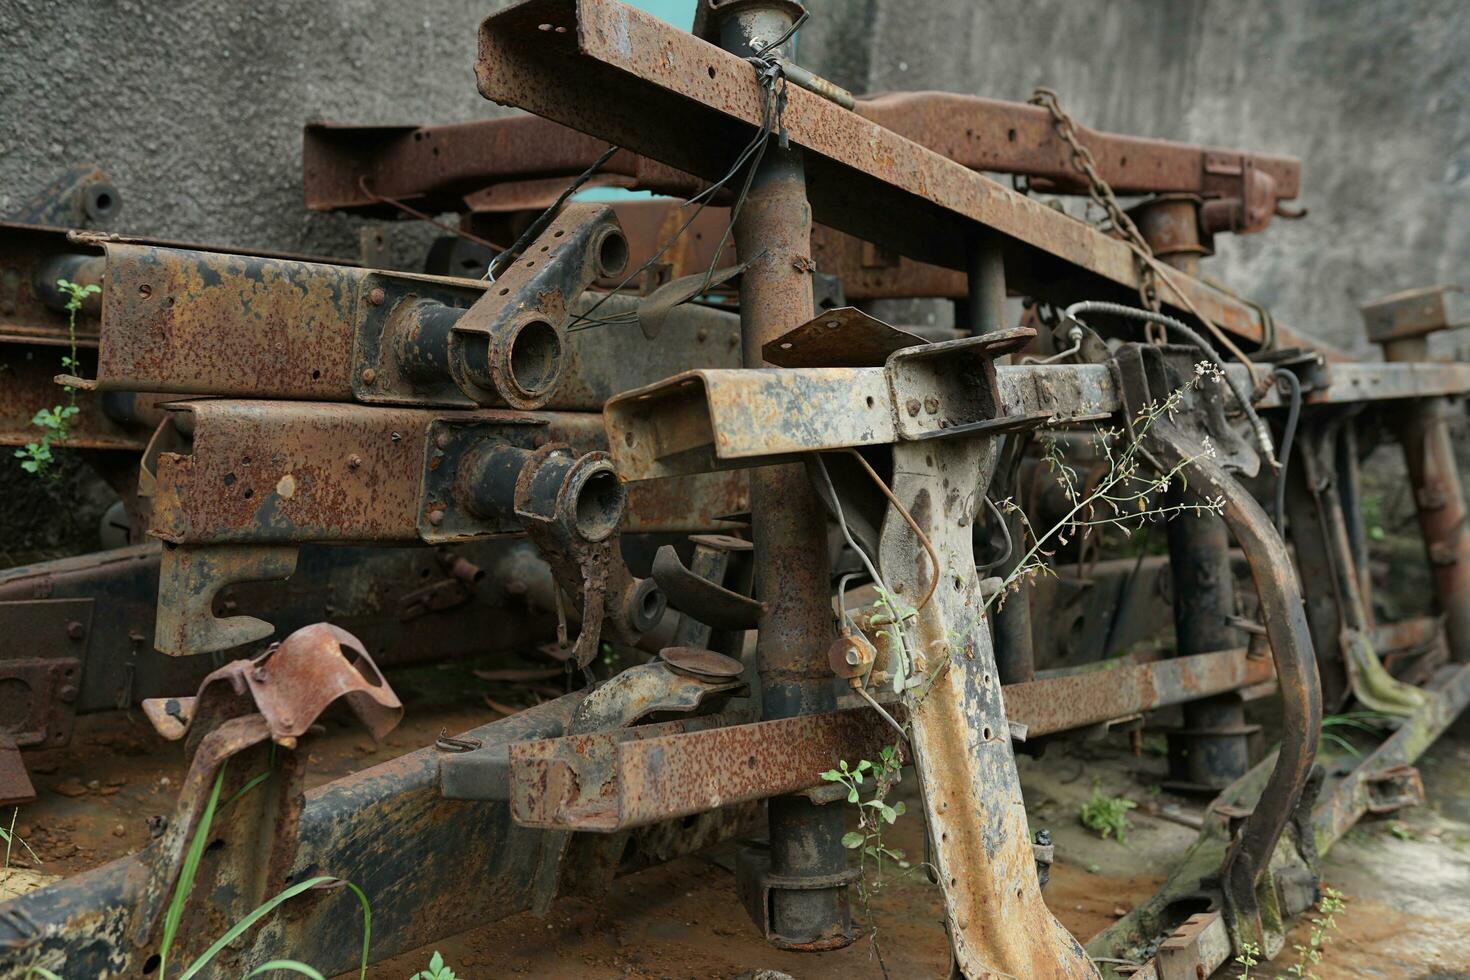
[719, 2, 852, 950]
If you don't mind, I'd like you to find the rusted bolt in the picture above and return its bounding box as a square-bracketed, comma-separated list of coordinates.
[361, 368, 377, 385]
[696, 327, 709, 342]
[58, 684, 78, 702]
[390, 431, 402, 443]
[923, 395, 940, 414]
[906, 397, 922, 417]
[428, 508, 446, 526]
[435, 432, 452, 450]
[791, 256, 816, 273]
[66, 621, 85, 640]
[368, 287, 387, 306]
[347, 454, 363, 469]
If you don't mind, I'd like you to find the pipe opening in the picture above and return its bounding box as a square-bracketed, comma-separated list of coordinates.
[574, 467, 624, 542]
[507, 318, 562, 398]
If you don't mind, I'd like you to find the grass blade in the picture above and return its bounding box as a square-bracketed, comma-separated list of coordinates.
[159, 762, 228, 980]
[177, 875, 371, 980]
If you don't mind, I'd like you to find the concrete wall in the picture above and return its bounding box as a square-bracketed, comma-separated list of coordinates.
[3, 0, 1466, 349]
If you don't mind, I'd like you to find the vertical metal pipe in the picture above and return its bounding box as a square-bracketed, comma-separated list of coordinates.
[968, 233, 1034, 684]
[1165, 505, 1252, 789]
[1394, 395, 1470, 662]
[718, 5, 851, 949]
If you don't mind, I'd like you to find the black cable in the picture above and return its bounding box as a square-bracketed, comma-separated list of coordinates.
[485, 143, 620, 281]
[1272, 367, 1302, 534]
[567, 13, 807, 333]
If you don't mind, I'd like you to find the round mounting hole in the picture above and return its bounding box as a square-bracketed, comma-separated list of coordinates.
[506, 318, 563, 398]
[553, 229, 565, 238]
[142, 954, 162, 974]
[1007, 128, 1016, 142]
[982, 726, 993, 740]
[243, 488, 254, 499]
[498, 287, 509, 296]
[747, 755, 757, 769]
[310, 369, 321, 380]
[865, 395, 875, 407]
[708, 66, 717, 79]
[596, 229, 629, 277]
[95, 192, 113, 210]
[573, 467, 624, 541]
[138, 283, 152, 298]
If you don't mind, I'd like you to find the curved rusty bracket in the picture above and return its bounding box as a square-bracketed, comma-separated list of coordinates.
[651, 544, 762, 630]
[449, 203, 627, 408]
[1114, 344, 1321, 954]
[131, 623, 402, 951]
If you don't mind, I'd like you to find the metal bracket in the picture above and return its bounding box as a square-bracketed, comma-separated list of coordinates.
[154, 544, 299, 656]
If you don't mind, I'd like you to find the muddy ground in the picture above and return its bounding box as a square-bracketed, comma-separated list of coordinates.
[5, 653, 1470, 980]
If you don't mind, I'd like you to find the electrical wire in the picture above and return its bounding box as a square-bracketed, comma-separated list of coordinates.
[842, 449, 941, 613]
[1272, 367, 1303, 534]
[567, 13, 807, 332]
[355, 176, 503, 251]
[485, 144, 620, 281]
[976, 494, 1014, 574]
[1063, 300, 1278, 469]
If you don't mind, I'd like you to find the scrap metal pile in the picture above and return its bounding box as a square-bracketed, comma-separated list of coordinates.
[3, 0, 1469, 976]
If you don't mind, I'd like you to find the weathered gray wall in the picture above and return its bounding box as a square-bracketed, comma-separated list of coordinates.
[2, 0, 1467, 348]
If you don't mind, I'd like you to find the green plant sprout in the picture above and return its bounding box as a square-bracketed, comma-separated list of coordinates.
[1079, 781, 1137, 842]
[15, 277, 95, 476]
[413, 950, 460, 979]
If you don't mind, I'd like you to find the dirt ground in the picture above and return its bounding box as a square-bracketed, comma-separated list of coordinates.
[5, 656, 1470, 980]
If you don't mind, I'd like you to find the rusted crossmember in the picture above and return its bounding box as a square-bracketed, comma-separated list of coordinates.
[501, 647, 1271, 831]
[302, 99, 1298, 225]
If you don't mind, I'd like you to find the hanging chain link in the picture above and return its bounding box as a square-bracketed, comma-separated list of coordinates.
[1029, 87, 1162, 321]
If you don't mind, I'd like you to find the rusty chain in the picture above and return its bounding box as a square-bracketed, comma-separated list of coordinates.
[1030, 86, 1267, 397]
[1029, 87, 1161, 317]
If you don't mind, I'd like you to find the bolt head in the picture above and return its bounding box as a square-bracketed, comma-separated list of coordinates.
[58, 684, 79, 702]
[66, 621, 84, 640]
[428, 508, 446, 526]
[348, 454, 363, 468]
[361, 368, 377, 384]
[924, 395, 940, 414]
[368, 287, 387, 306]
[906, 397, 922, 417]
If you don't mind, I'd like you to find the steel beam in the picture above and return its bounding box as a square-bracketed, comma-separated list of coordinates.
[474, 0, 1333, 358]
[604, 360, 1470, 481]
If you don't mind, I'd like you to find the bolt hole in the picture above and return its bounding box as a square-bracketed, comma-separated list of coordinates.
[222, 472, 236, 486]
[205, 838, 225, 854]
[243, 488, 254, 499]
[498, 287, 510, 296]
[982, 726, 993, 740]
[166, 296, 175, 307]
[139, 283, 152, 298]
[554, 229, 565, 238]
[1007, 128, 1016, 142]
[310, 369, 321, 380]
[865, 396, 875, 407]
[241, 456, 252, 466]
[143, 954, 162, 974]
[747, 755, 757, 769]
